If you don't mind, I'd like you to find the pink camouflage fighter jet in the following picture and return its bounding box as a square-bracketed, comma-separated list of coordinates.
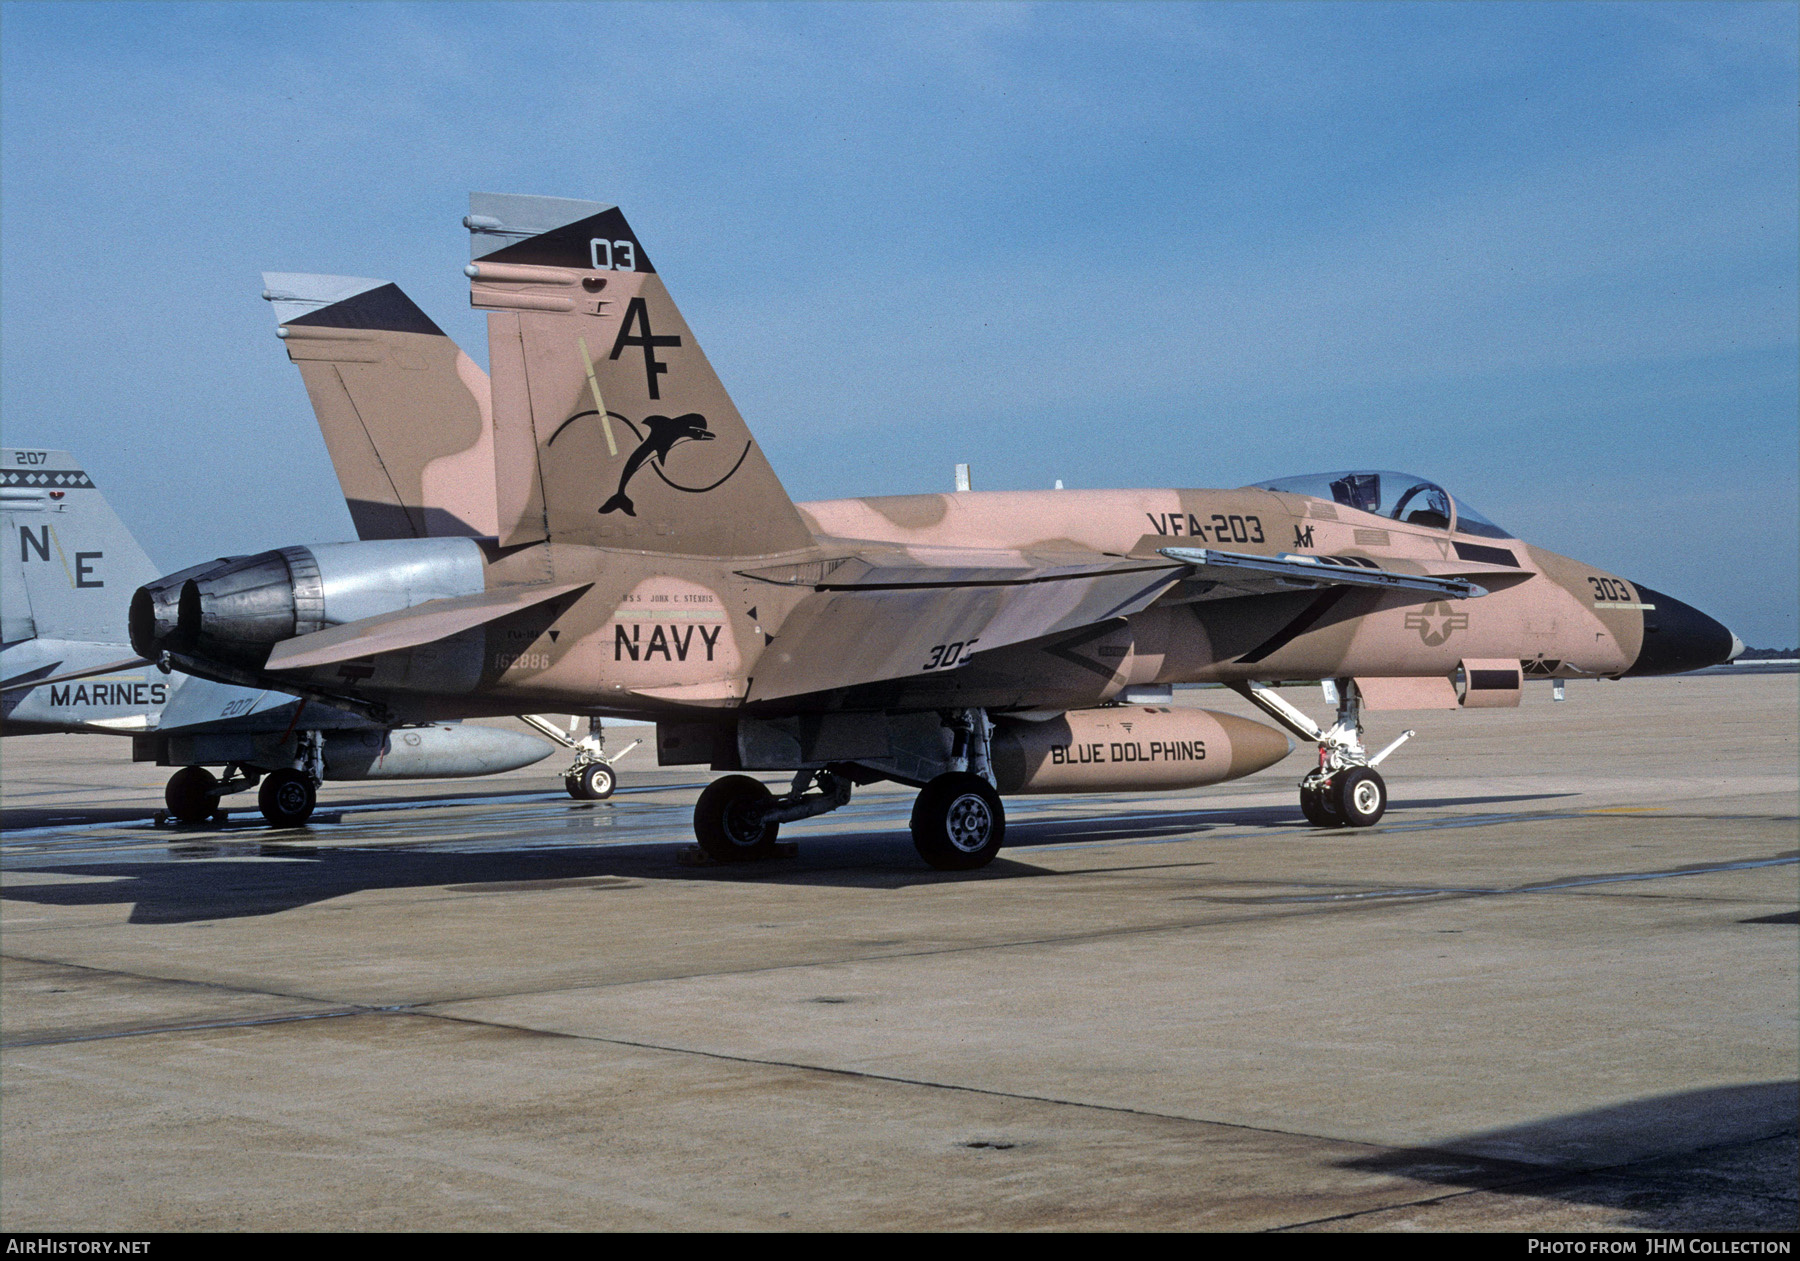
[131, 194, 1742, 868]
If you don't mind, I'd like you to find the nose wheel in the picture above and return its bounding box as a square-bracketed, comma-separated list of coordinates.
[1299, 779, 1339, 827]
[566, 762, 616, 800]
[1302, 767, 1387, 828]
[521, 715, 638, 801]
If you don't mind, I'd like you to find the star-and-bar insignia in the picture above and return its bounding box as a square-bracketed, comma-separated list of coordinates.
[1404, 601, 1470, 646]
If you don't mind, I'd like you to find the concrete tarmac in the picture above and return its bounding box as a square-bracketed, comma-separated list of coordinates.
[1, 675, 1794, 1231]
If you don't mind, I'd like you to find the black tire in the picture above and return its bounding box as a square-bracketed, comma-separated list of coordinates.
[258, 768, 317, 828]
[1334, 767, 1387, 827]
[693, 775, 778, 861]
[164, 766, 218, 824]
[1299, 781, 1343, 827]
[910, 773, 1005, 871]
[566, 763, 616, 800]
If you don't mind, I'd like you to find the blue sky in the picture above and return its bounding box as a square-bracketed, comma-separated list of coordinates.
[3, 1, 1795, 643]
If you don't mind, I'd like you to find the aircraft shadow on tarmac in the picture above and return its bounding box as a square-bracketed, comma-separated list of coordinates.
[1336, 1080, 1799, 1231]
[0, 791, 1581, 923]
[0, 839, 1043, 922]
[0, 787, 565, 833]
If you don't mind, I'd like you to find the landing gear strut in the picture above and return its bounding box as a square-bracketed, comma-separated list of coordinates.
[1235, 680, 1407, 829]
[678, 708, 1010, 872]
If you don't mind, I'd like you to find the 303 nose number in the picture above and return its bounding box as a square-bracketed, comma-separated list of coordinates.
[922, 639, 979, 671]
[1587, 576, 1634, 604]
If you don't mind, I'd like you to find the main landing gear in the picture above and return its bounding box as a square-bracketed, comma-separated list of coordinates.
[910, 772, 1005, 870]
[692, 768, 851, 862]
[158, 731, 325, 828]
[1237, 680, 1409, 829]
[521, 715, 642, 801]
[686, 709, 1009, 871]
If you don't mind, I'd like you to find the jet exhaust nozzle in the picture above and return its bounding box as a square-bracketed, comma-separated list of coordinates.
[131, 548, 322, 670]
[131, 538, 487, 676]
[128, 554, 264, 661]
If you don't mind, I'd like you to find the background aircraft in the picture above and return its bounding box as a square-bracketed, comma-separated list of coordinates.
[130, 195, 1741, 868]
[1, 448, 552, 824]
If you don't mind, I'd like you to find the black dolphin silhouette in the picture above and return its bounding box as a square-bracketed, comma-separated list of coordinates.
[598, 413, 715, 516]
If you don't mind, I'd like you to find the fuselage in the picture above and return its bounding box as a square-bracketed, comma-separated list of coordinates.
[130, 481, 1739, 727]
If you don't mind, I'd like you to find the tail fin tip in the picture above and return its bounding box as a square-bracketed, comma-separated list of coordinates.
[465, 192, 653, 273]
[261, 272, 443, 337]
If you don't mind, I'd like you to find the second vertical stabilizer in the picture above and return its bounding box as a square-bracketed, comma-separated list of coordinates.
[263, 273, 498, 541]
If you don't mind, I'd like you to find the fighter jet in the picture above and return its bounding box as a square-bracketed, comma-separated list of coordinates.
[130, 194, 1743, 869]
[1, 448, 553, 824]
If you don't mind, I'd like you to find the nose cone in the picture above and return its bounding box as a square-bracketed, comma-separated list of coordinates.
[1624, 583, 1739, 676]
[1214, 711, 1293, 778]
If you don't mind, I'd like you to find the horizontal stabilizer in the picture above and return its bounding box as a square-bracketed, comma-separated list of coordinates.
[746, 565, 1183, 703]
[1159, 548, 1487, 600]
[265, 582, 590, 672]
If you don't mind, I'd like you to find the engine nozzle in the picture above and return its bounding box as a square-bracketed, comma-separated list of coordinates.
[130, 547, 323, 668]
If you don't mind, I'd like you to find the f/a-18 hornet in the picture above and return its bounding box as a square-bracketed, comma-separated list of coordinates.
[130, 194, 1742, 869]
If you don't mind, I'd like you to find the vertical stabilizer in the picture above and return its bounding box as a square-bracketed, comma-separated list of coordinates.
[1, 449, 160, 645]
[465, 194, 814, 557]
[262, 274, 498, 541]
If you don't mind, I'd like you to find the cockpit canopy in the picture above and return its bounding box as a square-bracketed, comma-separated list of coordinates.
[1250, 470, 1513, 540]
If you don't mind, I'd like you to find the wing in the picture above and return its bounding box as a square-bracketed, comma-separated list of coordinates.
[745, 561, 1183, 702]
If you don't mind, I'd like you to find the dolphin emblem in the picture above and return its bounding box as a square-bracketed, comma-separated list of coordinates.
[599, 413, 715, 516]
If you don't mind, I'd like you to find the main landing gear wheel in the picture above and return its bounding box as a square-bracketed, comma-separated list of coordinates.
[164, 766, 218, 825]
[258, 768, 317, 828]
[693, 774, 778, 861]
[1334, 767, 1387, 827]
[566, 763, 616, 800]
[1299, 780, 1342, 828]
[911, 772, 1005, 871]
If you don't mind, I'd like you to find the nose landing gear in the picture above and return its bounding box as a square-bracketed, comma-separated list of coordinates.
[520, 715, 642, 800]
[1235, 680, 1406, 829]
